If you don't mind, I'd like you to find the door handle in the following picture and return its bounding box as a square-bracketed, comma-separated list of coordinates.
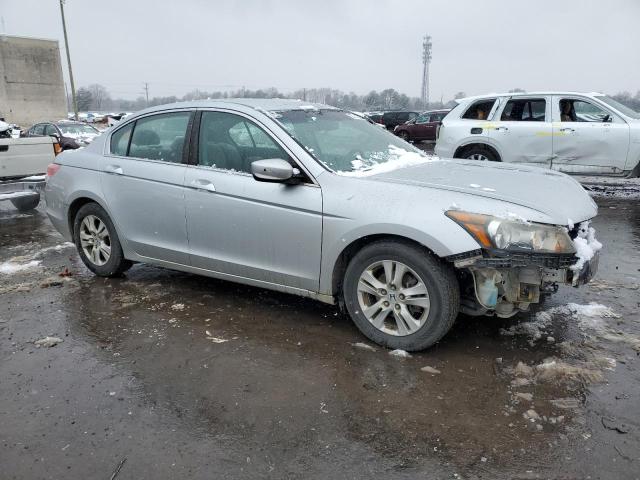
[190, 179, 216, 192]
[495, 126, 509, 131]
[559, 127, 575, 133]
[104, 164, 123, 175]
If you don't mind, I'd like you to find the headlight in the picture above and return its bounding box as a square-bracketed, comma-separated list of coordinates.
[446, 211, 575, 254]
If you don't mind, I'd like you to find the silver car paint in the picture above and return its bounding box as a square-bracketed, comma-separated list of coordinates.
[45, 99, 597, 304]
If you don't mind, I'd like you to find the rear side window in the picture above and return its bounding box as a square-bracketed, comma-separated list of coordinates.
[429, 112, 446, 122]
[128, 112, 191, 163]
[32, 124, 45, 135]
[462, 99, 496, 120]
[501, 99, 546, 121]
[110, 123, 133, 156]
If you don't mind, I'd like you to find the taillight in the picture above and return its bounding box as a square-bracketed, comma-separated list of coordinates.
[46, 163, 61, 177]
[53, 142, 62, 156]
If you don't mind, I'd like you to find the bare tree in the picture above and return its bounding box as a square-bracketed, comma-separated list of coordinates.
[87, 84, 110, 110]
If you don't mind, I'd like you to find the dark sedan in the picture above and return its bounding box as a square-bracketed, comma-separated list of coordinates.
[394, 110, 450, 142]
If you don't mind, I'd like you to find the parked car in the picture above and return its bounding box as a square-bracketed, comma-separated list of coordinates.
[435, 92, 640, 176]
[381, 111, 418, 130]
[45, 99, 599, 351]
[394, 109, 450, 142]
[1, 135, 61, 211]
[364, 112, 384, 124]
[23, 121, 101, 150]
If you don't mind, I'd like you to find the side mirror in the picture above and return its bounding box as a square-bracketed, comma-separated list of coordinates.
[251, 158, 296, 183]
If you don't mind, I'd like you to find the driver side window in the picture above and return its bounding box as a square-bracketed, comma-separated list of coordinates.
[559, 99, 611, 123]
[198, 111, 290, 173]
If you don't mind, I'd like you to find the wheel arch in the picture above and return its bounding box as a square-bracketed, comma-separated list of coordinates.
[453, 142, 502, 161]
[329, 233, 442, 300]
[66, 192, 124, 244]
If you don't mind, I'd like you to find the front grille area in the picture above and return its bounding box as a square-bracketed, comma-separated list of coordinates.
[448, 249, 577, 269]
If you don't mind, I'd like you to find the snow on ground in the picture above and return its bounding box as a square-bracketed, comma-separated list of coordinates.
[501, 303, 618, 345]
[577, 175, 640, 199]
[0, 259, 42, 275]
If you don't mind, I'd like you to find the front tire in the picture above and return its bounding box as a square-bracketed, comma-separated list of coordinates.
[11, 194, 40, 212]
[398, 131, 411, 142]
[343, 241, 460, 351]
[73, 203, 132, 277]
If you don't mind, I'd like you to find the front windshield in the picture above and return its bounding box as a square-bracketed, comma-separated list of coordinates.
[597, 96, 640, 120]
[58, 124, 99, 135]
[274, 109, 432, 175]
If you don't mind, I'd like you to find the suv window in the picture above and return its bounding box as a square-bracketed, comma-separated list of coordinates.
[198, 111, 290, 173]
[500, 99, 546, 122]
[110, 122, 134, 156]
[128, 112, 191, 163]
[560, 99, 611, 123]
[462, 99, 496, 120]
[429, 112, 446, 122]
[415, 114, 430, 124]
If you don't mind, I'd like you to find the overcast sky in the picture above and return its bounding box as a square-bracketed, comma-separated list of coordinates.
[2, 0, 639, 101]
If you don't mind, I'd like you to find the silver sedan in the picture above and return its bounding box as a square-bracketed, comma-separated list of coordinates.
[45, 99, 600, 351]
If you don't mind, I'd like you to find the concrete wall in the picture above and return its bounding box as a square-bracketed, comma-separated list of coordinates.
[0, 35, 67, 127]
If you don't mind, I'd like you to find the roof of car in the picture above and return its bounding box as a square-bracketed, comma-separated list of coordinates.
[457, 91, 605, 102]
[135, 98, 338, 117]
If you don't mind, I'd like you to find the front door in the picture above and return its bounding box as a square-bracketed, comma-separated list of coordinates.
[100, 111, 192, 264]
[551, 96, 630, 174]
[487, 97, 553, 166]
[184, 110, 323, 292]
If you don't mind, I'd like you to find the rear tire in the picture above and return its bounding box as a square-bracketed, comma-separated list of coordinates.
[11, 194, 40, 212]
[459, 146, 499, 162]
[343, 240, 460, 351]
[73, 202, 132, 277]
[398, 131, 411, 142]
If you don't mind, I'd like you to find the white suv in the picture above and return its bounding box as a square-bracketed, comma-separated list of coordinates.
[435, 92, 640, 176]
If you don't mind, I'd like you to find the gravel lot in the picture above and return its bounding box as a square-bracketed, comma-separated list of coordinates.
[0, 194, 638, 479]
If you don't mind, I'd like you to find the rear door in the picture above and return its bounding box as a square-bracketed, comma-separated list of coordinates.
[184, 109, 323, 292]
[487, 97, 552, 166]
[100, 110, 193, 264]
[551, 96, 630, 173]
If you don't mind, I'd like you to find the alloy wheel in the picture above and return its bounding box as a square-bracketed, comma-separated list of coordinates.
[356, 260, 431, 336]
[79, 215, 111, 266]
[468, 153, 489, 161]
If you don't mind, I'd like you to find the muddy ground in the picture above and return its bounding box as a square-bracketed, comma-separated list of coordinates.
[0, 194, 638, 479]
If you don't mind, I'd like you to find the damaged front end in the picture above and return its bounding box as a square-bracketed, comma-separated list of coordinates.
[445, 212, 601, 318]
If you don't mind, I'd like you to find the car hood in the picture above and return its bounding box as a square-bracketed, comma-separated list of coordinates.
[371, 159, 597, 225]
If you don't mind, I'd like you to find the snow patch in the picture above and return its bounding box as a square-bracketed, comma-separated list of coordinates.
[0, 260, 42, 275]
[570, 221, 602, 273]
[389, 349, 411, 358]
[337, 145, 435, 177]
[351, 342, 376, 352]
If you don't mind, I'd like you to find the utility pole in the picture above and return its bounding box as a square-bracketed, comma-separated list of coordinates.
[421, 34, 432, 108]
[59, 0, 78, 120]
[143, 82, 149, 105]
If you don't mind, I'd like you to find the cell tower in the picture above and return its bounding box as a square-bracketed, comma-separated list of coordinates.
[421, 35, 432, 107]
